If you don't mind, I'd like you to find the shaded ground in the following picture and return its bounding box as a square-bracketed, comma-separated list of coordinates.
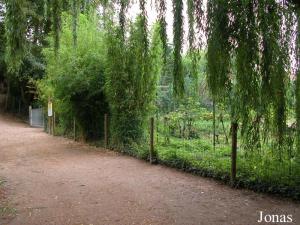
[0, 114, 299, 225]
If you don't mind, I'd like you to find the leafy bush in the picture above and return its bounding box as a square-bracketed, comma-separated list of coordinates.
[104, 17, 162, 148]
[38, 13, 108, 139]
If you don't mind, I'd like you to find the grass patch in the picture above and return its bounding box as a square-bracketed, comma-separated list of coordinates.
[155, 134, 300, 200]
[0, 179, 16, 221]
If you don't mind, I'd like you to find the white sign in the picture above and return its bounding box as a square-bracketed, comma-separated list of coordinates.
[48, 101, 53, 117]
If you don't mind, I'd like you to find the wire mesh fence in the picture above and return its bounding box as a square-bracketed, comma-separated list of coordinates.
[44, 108, 300, 199]
[151, 110, 300, 198]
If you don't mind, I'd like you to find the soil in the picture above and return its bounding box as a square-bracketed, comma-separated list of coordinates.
[0, 113, 299, 225]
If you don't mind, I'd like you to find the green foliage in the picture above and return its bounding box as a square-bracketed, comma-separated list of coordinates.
[104, 16, 162, 148]
[187, 0, 195, 51]
[38, 13, 108, 138]
[52, 0, 62, 53]
[193, 0, 204, 48]
[156, 109, 300, 199]
[149, 23, 164, 110]
[295, 7, 300, 159]
[155, 0, 167, 62]
[206, 0, 297, 155]
[206, 0, 231, 100]
[5, 0, 27, 74]
[172, 0, 184, 96]
[71, 0, 79, 46]
[118, 0, 130, 38]
[256, 0, 291, 150]
[2, 0, 299, 199]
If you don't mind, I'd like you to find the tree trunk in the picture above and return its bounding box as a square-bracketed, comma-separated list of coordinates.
[220, 113, 229, 144]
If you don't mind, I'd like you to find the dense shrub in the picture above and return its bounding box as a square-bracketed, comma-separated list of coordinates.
[38, 13, 108, 139]
[104, 17, 162, 148]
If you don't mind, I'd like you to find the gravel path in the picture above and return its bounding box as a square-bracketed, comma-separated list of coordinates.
[0, 114, 299, 225]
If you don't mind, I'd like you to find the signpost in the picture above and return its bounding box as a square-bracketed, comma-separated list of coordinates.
[48, 101, 53, 117]
[48, 100, 53, 134]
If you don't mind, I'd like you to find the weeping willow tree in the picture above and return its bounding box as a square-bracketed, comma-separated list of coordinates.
[4, 0, 27, 110]
[5, 0, 27, 73]
[206, 0, 235, 170]
[296, 7, 300, 159]
[4, 0, 67, 69]
[234, 0, 261, 150]
[255, 1, 293, 154]
[206, 0, 231, 101]
[205, 0, 298, 160]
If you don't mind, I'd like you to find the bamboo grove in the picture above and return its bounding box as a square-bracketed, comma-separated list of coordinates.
[0, 0, 299, 195]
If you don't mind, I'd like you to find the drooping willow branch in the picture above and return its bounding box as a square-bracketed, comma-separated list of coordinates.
[187, 0, 195, 51]
[206, 0, 296, 151]
[5, 0, 27, 73]
[119, 0, 129, 39]
[194, 0, 204, 48]
[234, 0, 260, 139]
[187, 0, 199, 88]
[296, 7, 300, 157]
[155, 0, 167, 63]
[172, 0, 184, 96]
[206, 0, 231, 100]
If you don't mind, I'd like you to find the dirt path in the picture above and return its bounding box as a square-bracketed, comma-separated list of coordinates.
[0, 114, 299, 225]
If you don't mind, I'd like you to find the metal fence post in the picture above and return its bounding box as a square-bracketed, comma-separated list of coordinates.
[150, 117, 154, 164]
[104, 114, 108, 148]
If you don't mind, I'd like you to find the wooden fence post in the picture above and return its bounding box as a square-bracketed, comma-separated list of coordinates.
[18, 99, 21, 114]
[48, 117, 50, 134]
[52, 112, 55, 135]
[213, 101, 216, 151]
[231, 122, 238, 184]
[104, 114, 108, 148]
[49, 116, 51, 134]
[150, 117, 154, 164]
[73, 117, 76, 141]
[43, 108, 46, 131]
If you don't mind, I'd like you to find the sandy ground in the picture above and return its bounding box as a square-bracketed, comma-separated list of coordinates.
[0, 113, 299, 225]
